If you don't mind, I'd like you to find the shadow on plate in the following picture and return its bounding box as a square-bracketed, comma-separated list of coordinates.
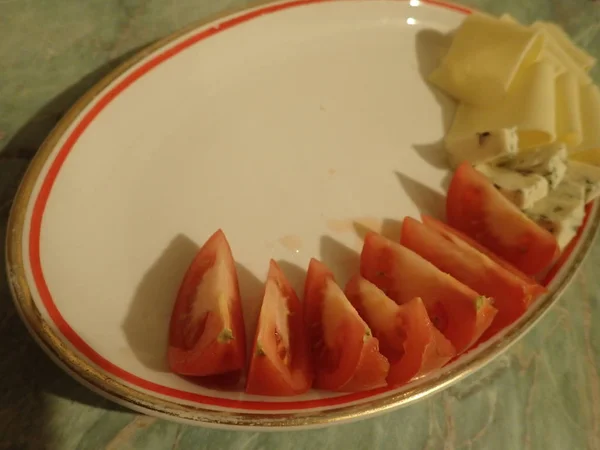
[123, 234, 199, 373]
[235, 262, 264, 357]
[319, 235, 360, 288]
[276, 259, 307, 300]
[395, 171, 445, 221]
[414, 28, 455, 132]
[123, 236, 266, 385]
[413, 142, 449, 170]
[412, 28, 456, 170]
[352, 218, 403, 242]
[441, 170, 453, 192]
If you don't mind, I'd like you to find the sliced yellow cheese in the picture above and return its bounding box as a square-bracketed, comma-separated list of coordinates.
[570, 84, 600, 165]
[446, 60, 557, 150]
[536, 47, 568, 77]
[500, 15, 565, 77]
[555, 72, 582, 148]
[532, 21, 596, 71]
[499, 14, 519, 24]
[535, 27, 592, 86]
[428, 12, 544, 106]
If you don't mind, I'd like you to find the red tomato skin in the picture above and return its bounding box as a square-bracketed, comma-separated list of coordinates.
[168, 229, 246, 377]
[304, 258, 364, 390]
[446, 163, 559, 276]
[245, 260, 313, 396]
[338, 337, 390, 392]
[303, 258, 389, 392]
[360, 232, 496, 354]
[420, 215, 546, 296]
[345, 275, 455, 386]
[394, 298, 455, 384]
[245, 354, 303, 396]
[401, 217, 545, 339]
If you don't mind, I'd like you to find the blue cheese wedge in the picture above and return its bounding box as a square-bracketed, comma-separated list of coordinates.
[525, 179, 585, 250]
[475, 163, 549, 209]
[565, 160, 600, 203]
[495, 143, 568, 189]
[444, 128, 519, 168]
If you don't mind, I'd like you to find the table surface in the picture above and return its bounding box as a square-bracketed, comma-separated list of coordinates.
[2, 0, 600, 449]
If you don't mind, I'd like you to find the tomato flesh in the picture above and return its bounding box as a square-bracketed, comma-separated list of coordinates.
[345, 275, 455, 385]
[401, 217, 546, 339]
[304, 258, 389, 391]
[246, 260, 313, 396]
[360, 232, 496, 354]
[168, 229, 246, 377]
[446, 163, 559, 276]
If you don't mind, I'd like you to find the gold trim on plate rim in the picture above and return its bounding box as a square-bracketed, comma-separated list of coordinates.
[5, 0, 600, 429]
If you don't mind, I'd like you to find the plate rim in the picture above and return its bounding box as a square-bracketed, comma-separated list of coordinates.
[5, 0, 600, 429]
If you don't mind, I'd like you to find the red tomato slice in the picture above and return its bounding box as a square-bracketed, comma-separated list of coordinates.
[401, 217, 546, 339]
[360, 232, 497, 354]
[304, 258, 389, 392]
[168, 229, 246, 377]
[345, 275, 455, 386]
[446, 163, 559, 276]
[246, 260, 313, 396]
[421, 215, 546, 291]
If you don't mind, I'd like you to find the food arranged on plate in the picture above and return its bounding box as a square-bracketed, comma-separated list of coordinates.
[360, 231, 497, 354]
[345, 275, 455, 386]
[246, 260, 313, 396]
[167, 230, 247, 379]
[304, 259, 390, 392]
[432, 12, 600, 254]
[446, 162, 560, 275]
[166, 11, 600, 396]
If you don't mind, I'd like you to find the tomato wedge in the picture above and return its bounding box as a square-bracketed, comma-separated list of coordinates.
[421, 215, 545, 290]
[246, 260, 313, 396]
[360, 232, 496, 354]
[446, 163, 559, 276]
[304, 258, 390, 392]
[168, 229, 246, 377]
[401, 217, 545, 339]
[345, 275, 455, 386]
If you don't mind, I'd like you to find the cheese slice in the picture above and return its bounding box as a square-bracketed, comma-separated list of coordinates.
[532, 21, 596, 71]
[444, 128, 518, 168]
[565, 160, 600, 203]
[499, 14, 519, 24]
[495, 143, 568, 189]
[570, 84, 600, 165]
[555, 72, 583, 148]
[428, 12, 544, 106]
[525, 179, 585, 250]
[476, 163, 549, 209]
[446, 60, 557, 150]
[534, 27, 592, 86]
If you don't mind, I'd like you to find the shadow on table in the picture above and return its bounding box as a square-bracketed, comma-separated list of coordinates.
[1, 42, 150, 159]
[0, 171, 126, 450]
[0, 43, 153, 448]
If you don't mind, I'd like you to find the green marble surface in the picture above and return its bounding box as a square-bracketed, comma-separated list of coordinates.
[1, 0, 600, 448]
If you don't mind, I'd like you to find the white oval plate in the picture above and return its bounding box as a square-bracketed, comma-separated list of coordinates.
[7, 0, 600, 430]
